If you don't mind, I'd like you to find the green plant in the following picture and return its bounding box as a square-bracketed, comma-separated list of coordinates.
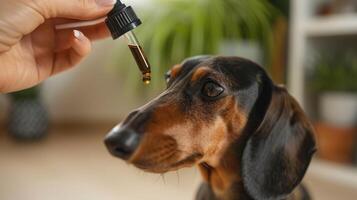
[309, 52, 357, 92]
[117, 0, 279, 90]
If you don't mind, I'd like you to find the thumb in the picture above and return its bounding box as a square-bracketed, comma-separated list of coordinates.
[38, 0, 117, 20]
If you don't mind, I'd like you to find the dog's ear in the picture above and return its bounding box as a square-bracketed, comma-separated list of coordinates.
[241, 85, 316, 200]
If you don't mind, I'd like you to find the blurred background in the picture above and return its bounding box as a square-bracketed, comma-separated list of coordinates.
[1, 0, 357, 199]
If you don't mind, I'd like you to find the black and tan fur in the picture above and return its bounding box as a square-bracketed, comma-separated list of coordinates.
[105, 56, 316, 200]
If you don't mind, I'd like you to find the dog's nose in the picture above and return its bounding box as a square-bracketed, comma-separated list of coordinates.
[104, 126, 141, 160]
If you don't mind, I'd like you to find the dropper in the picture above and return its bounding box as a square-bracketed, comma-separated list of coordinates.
[105, 1, 151, 84]
[56, 1, 152, 85]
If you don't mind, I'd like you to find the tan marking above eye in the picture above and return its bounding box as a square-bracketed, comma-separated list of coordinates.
[191, 66, 212, 82]
[170, 64, 183, 79]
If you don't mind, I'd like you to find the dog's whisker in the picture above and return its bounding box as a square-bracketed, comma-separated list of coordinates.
[160, 173, 166, 185]
[176, 170, 180, 185]
[155, 174, 163, 183]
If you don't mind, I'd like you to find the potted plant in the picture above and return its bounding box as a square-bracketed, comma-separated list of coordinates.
[7, 86, 49, 140]
[309, 52, 357, 164]
[116, 0, 280, 91]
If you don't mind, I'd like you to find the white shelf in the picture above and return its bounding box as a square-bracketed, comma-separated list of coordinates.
[308, 159, 357, 187]
[289, 0, 357, 190]
[289, 0, 357, 105]
[305, 15, 357, 37]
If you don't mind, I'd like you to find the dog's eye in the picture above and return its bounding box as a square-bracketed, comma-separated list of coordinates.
[202, 82, 224, 98]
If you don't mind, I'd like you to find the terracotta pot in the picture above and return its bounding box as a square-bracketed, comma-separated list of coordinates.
[315, 122, 357, 164]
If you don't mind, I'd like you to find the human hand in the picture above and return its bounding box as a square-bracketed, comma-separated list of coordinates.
[0, 0, 116, 93]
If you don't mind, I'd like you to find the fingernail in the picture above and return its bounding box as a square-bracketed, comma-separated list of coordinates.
[73, 30, 83, 41]
[96, 0, 117, 7]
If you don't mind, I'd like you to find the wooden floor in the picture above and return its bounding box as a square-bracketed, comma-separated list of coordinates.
[0, 125, 356, 200]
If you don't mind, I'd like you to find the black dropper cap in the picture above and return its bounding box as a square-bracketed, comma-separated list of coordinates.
[105, 1, 142, 39]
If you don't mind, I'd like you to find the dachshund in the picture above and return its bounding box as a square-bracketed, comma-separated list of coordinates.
[104, 56, 317, 200]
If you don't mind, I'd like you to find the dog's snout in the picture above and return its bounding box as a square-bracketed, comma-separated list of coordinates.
[105, 127, 141, 160]
[122, 110, 140, 124]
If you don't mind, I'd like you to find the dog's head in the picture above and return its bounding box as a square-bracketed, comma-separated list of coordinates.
[105, 56, 316, 199]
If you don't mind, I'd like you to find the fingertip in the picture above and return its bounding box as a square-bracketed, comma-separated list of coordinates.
[52, 30, 92, 75]
[72, 30, 92, 56]
[73, 30, 82, 40]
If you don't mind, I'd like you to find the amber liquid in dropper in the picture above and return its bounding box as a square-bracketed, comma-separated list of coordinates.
[128, 45, 151, 84]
